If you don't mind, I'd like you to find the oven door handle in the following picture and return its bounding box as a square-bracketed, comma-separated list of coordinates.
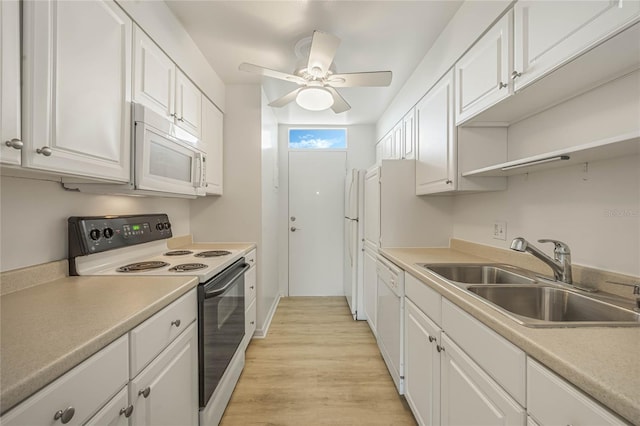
[204, 263, 250, 299]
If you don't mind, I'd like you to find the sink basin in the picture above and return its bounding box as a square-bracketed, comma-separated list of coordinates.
[422, 264, 536, 285]
[467, 285, 640, 326]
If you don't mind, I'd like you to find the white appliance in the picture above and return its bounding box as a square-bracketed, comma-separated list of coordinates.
[344, 168, 365, 320]
[64, 104, 207, 198]
[376, 254, 405, 394]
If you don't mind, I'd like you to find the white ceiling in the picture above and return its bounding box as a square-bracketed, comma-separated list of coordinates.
[165, 0, 463, 125]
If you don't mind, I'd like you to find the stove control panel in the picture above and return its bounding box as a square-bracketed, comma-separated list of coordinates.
[68, 214, 172, 258]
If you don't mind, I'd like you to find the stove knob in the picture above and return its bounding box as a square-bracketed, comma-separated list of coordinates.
[163, 222, 171, 230]
[103, 228, 114, 239]
[89, 229, 101, 241]
[156, 223, 163, 231]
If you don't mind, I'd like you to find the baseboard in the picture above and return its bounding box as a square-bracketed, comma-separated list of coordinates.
[252, 294, 281, 339]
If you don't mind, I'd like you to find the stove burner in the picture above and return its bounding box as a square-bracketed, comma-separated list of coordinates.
[117, 261, 169, 272]
[169, 263, 208, 272]
[194, 250, 232, 258]
[164, 250, 193, 256]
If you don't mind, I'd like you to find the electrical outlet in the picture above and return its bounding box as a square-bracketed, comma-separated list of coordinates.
[493, 221, 507, 240]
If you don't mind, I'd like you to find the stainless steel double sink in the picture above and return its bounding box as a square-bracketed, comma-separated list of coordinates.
[418, 264, 640, 327]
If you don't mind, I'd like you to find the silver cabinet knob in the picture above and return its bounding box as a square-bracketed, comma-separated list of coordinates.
[436, 345, 445, 353]
[171, 319, 181, 327]
[445, 179, 453, 184]
[498, 82, 508, 89]
[290, 216, 296, 222]
[5, 138, 23, 149]
[36, 146, 53, 156]
[428, 336, 436, 343]
[250, 321, 255, 325]
[177, 117, 185, 122]
[138, 386, 151, 398]
[119, 405, 134, 418]
[53, 407, 75, 424]
[170, 113, 176, 118]
[290, 226, 298, 232]
[250, 285, 254, 289]
[511, 70, 522, 80]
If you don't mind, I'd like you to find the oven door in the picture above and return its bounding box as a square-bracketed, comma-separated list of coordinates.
[135, 124, 206, 196]
[198, 259, 248, 408]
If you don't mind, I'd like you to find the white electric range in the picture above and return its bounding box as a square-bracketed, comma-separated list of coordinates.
[68, 214, 249, 422]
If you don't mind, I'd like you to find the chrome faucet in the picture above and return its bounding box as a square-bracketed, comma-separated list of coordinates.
[510, 237, 573, 284]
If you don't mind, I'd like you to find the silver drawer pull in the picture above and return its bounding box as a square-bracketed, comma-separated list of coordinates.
[498, 82, 508, 89]
[53, 407, 75, 424]
[436, 345, 445, 353]
[36, 146, 52, 156]
[5, 138, 23, 149]
[511, 70, 522, 80]
[119, 405, 134, 418]
[428, 336, 436, 343]
[139, 386, 151, 398]
[171, 319, 181, 327]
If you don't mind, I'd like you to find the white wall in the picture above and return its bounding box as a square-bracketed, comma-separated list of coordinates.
[259, 89, 280, 332]
[0, 176, 190, 271]
[116, 0, 225, 111]
[277, 124, 375, 296]
[376, 0, 511, 141]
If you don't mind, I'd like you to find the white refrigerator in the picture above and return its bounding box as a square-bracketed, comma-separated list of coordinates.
[344, 168, 365, 320]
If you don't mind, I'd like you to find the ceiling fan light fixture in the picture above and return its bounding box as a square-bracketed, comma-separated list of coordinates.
[296, 87, 334, 111]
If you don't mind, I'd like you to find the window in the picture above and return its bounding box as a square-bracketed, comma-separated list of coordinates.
[289, 128, 347, 150]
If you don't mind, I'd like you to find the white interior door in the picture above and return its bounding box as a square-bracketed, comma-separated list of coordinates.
[289, 151, 346, 296]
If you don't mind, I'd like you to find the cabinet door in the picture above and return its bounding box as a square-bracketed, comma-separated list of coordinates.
[133, 26, 175, 120]
[404, 299, 441, 426]
[363, 167, 380, 248]
[381, 132, 394, 160]
[22, 0, 131, 182]
[514, 0, 640, 91]
[85, 387, 131, 426]
[363, 246, 378, 335]
[454, 11, 512, 125]
[392, 122, 403, 159]
[440, 334, 526, 426]
[243, 297, 257, 350]
[415, 70, 456, 195]
[130, 322, 198, 426]
[175, 70, 201, 138]
[0, 0, 22, 166]
[375, 142, 383, 165]
[201, 97, 223, 195]
[376, 266, 402, 392]
[402, 109, 415, 160]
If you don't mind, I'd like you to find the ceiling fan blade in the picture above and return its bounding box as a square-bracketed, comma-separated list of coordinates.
[268, 88, 303, 108]
[307, 31, 341, 76]
[239, 63, 306, 84]
[327, 71, 393, 87]
[325, 87, 350, 113]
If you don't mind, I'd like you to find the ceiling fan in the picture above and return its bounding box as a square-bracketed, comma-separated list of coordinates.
[239, 30, 392, 113]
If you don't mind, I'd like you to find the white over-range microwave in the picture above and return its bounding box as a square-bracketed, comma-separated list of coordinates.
[64, 103, 207, 198]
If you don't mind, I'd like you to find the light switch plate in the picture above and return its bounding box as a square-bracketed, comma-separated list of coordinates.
[493, 221, 507, 240]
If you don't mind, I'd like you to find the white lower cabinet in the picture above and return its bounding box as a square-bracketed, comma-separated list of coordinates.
[363, 244, 378, 336]
[243, 249, 257, 349]
[404, 299, 441, 426]
[527, 359, 626, 425]
[1, 335, 129, 426]
[440, 333, 526, 425]
[130, 321, 198, 426]
[85, 387, 131, 426]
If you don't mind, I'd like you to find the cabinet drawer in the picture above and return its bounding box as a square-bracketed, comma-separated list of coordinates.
[405, 273, 442, 326]
[245, 249, 256, 267]
[1, 335, 128, 426]
[527, 359, 625, 425]
[129, 288, 196, 378]
[245, 265, 256, 304]
[442, 299, 526, 406]
[84, 386, 129, 426]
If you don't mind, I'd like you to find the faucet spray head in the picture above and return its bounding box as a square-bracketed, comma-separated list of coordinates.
[510, 237, 527, 252]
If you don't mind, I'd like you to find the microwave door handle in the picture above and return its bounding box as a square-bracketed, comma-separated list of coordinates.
[204, 263, 250, 299]
[193, 153, 202, 188]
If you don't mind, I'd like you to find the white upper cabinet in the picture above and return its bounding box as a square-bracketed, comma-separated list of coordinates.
[401, 109, 415, 160]
[415, 70, 455, 195]
[380, 131, 395, 160]
[0, 0, 22, 166]
[175, 70, 202, 138]
[392, 121, 403, 159]
[201, 97, 223, 195]
[513, 0, 640, 91]
[133, 27, 175, 121]
[455, 11, 513, 125]
[22, 0, 132, 182]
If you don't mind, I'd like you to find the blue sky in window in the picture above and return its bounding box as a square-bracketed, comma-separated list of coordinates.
[289, 129, 347, 149]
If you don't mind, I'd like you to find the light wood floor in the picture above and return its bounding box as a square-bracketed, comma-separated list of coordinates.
[220, 297, 416, 425]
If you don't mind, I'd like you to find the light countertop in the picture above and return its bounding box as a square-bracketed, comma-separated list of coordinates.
[0, 242, 256, 415]
[381, 247, 640, 425]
